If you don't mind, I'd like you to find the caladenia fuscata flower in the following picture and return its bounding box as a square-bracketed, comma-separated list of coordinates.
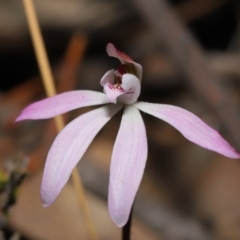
[16, 43, 240, 227]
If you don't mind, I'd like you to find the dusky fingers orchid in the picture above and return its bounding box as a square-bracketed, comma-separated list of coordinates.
[16, 43, 240, 228]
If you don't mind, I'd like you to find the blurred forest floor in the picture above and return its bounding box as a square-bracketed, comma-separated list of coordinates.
[1, 0, 240, 239]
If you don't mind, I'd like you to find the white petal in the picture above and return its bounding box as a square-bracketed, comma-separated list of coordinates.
[41, 104, 123, 207]
[117, 74, 141, 104]
[100, 70, 124, 103]
[108, 106, 148, 227]
[134, 102, 240, 159]
[100, 69, 115, 86]
[16, 90, 107, 121]
[100, 71, 141, 104]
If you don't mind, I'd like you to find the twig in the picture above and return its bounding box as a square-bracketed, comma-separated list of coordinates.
[21, 0, 97, 239]
[132, 0, 240, 149]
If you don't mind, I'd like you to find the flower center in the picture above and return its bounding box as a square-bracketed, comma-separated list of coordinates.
[113, 64, 135, 89]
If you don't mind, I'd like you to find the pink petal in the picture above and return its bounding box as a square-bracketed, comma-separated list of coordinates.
[106, 43, 143, 81]
[41, 104, 122, 207]
[134, 102, 240, 159]
[16, 90, 107, 122]
[108, 106, 147, 227]
[100, 71, 141, 104]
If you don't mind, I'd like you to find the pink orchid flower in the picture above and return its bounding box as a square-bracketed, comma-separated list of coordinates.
[16, 43, 240, 227]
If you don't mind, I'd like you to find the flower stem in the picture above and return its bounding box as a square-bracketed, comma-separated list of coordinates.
[21, 1, 97, 239]
[122, 206, 133, 240]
